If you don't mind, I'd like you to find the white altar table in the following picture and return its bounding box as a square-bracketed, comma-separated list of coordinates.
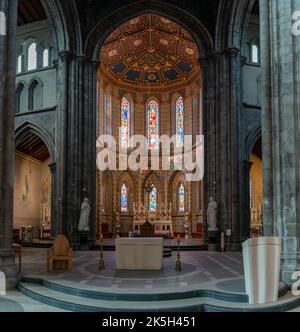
[116, 238, 163, 270]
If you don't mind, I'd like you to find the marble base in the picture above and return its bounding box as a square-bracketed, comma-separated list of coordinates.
[79, 232, 90, 251]
[0, 258, 19, 289]
[207, 230, 219, 252]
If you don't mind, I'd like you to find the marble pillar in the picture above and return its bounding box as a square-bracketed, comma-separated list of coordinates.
[0, 0, 18, 288]
[260, 0, 300, 284]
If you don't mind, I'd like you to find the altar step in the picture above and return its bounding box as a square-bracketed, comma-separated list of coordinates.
[17, 277, 300, 312]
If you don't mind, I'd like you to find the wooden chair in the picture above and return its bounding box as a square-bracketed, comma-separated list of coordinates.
[47, 234, 73, 272]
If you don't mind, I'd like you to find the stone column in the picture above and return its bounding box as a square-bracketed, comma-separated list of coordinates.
[0, 0, 18, 287]
[56, 51, 72, 236]
[82, 59, 100, 246]
[260, 0, 300, 283]
[201, 48, 245, 251]
[48, 162, 58, 239]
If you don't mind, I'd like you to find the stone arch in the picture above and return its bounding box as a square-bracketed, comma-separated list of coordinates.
[15, 122, 55, 163]
[84, 0, 213, 60]
[245, 125, 262, 160]
[169, 171, 187, 213]
[215, 0, 257, 51]
[143, 172, 162, 212]
[28, 77, 44, 111]
[16, 81, 28, 113]
[41, 0, 82, 53]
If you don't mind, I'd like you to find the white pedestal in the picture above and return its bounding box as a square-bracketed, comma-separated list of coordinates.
[116, 238, 163, 270]
[243, 237, 281, 305]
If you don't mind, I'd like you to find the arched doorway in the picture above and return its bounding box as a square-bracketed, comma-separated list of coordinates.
[249, 136, 263, 237]
[14, 129, 54, 243]
[95, 13, 205, 240]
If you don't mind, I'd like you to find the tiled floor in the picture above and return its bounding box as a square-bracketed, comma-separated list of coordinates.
[18, 248, 244, 291]
[1, 248, 245, 312]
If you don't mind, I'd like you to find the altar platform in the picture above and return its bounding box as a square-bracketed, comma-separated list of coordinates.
[3, 248, 300, 312]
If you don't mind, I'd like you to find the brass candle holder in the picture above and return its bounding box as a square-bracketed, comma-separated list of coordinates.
[99, 233, 105, 270]
[175, 234, 182, 272]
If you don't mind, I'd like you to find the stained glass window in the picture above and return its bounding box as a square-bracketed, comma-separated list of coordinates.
[121, 184, 128, 212]
[176, 97, 184, 147]
[121, 97, 130, 147]
[147, 99, 159, 150]
[178, 184, 185, 212]
[149, 185, 157, 213]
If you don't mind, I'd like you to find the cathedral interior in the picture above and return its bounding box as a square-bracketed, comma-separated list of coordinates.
[0, 0, 299, 313]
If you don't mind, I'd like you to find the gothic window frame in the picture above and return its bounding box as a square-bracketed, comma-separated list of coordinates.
[148, 184, 158, 213]
[16, 82, 27, 113]
[120, 183, 129, 213]
[28, 78, 44, 111]
[43, 48, 50, 67]
[177, 182, 185, 214]
[146, 98, 160, 150]
[249, 39, 260, 65]
[175, 96, 185, 148]
[27, 41, 38, 71]
[120, 95, 134, 148]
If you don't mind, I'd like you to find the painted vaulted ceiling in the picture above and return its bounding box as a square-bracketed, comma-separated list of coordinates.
[100, 14, 201, 92]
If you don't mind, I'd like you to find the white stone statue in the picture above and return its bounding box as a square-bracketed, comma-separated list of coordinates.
[207, 197, 218, 231]
[78, 198, 91, 232]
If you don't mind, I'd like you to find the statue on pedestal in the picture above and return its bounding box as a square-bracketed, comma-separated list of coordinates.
[78, 198, 91, 232]
[207, 197, 218, 231]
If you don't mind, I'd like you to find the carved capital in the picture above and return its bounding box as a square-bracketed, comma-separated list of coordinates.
[225, 47, 240, 58]
[89, 59, 101, 70]
[59, 50, 72, 63]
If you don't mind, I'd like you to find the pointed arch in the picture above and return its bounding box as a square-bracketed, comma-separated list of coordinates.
[15, 122, 55, 163]
[178, 183, 185, 213]
[27, 42, 37, 71]
[85, 1, 213, 60]
[16, 81, 27, 113]
[28, 78, 44, 111]
[143, 172, 162, 212]
[216, 0, 256, 51]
